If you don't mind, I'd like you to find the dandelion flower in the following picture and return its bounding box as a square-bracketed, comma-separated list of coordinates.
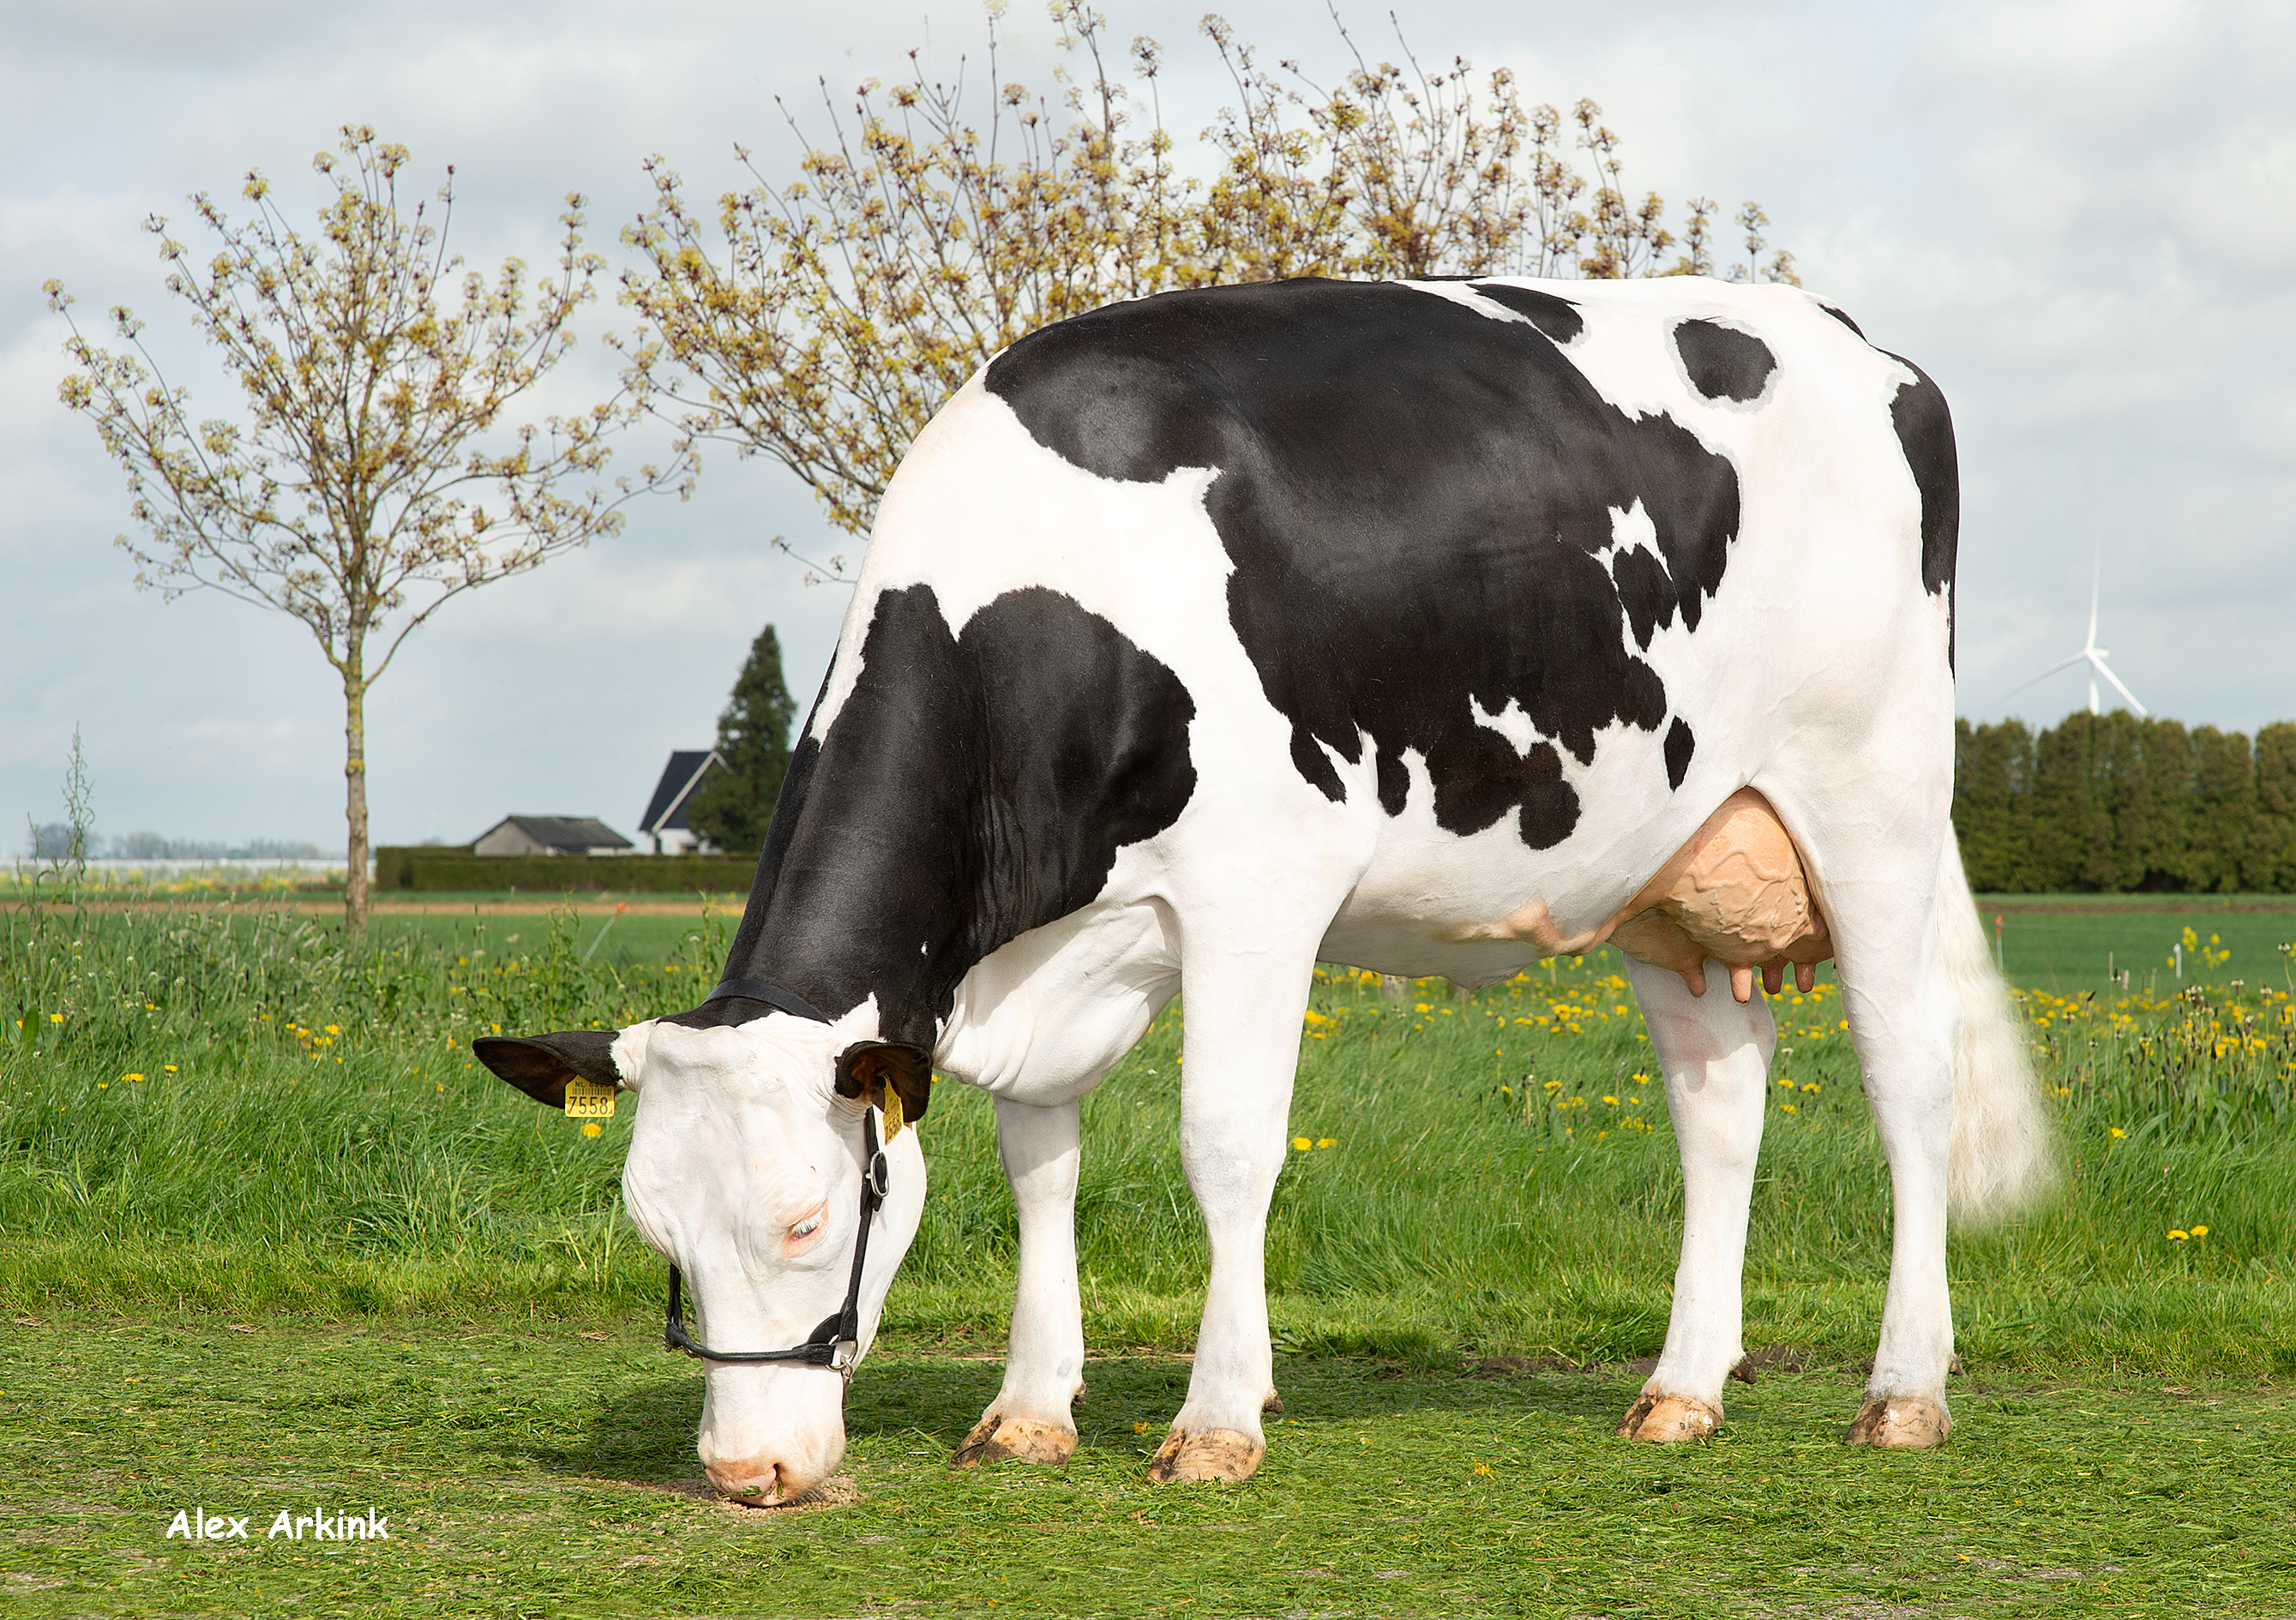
[1317, 1137, 1337, 1149]
[2167, 1229, 2188, 1241]
[2190, 1225, 2209, 1237]
[1293, 1136, 1313, 1151]
[123, 1073, 143, 1083]
[582, 1123, 603, 1138]
[2110, 1127, 2126, 1139]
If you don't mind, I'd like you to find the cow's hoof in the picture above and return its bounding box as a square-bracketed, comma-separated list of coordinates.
[1262, 1389, 1283, 1415]
[949, 1413, 1076, 1470]
[1844, 1395, 1950, 1449]
[1616, 1391, 1722, 1443]
[1146, 1427, 1263, 1484]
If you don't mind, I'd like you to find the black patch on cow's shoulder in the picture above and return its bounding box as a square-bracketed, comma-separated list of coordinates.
[1816, 301, 1865, 338]
[711, 585, 1196, 1046]
[1664, 717, 1695, 790]
[1883, 352, 1960, 664]
[1466, 282, 1584, 344]
[1674, 319, 1776, 403]
[986, 279, 1744, 849]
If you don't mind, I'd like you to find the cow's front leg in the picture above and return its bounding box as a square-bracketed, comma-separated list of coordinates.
[1617, 956, 1773, 1443]
[1149, 954, 1308, 1484]
[952, 1096, 1085, 1469]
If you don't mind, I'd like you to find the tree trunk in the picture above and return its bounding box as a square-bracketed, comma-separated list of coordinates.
[343, 657, 370, 939]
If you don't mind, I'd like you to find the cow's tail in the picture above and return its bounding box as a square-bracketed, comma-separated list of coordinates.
[1937, 832, 2055, 1223]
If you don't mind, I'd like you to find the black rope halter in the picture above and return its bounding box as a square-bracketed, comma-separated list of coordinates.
[661, 977, 889, 1375]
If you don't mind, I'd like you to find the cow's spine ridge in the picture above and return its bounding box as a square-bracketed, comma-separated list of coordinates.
[1938, 831, 2056, 1223]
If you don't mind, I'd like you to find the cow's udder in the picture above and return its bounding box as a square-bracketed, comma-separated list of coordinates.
[1458, 789, 1832, 1002]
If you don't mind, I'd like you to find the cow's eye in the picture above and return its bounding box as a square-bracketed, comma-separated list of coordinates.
[790, 1213, 823, 1239]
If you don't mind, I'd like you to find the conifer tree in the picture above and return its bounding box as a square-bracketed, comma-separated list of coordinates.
[686, 625, 796, 853]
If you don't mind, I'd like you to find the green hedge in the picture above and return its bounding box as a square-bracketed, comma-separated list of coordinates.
[1955, 712, 2296, 893]
[372, 847, 759, 894]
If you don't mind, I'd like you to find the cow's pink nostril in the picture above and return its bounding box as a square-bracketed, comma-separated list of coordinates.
[705, 1458, 787, 1502]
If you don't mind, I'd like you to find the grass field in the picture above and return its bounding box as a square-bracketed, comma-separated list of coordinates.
[1980, 894, 2296, 1002]
[3, 890, 2292, 1616]
[5, 1314, 2291, 1618]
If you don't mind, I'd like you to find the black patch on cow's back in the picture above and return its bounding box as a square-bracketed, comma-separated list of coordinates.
[987, 279, 1743, 843]
[1883, 351, 1960, 665]
[1816, 301, 1864, 338]
[1665, 717, 1695, 790]
[1674, 319, 1776, 403]
[1466, 282, 1584, 344]
[707, 585, 1196, 1044]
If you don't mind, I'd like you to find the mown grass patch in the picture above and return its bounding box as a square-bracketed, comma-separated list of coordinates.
[2, 1312, 2291, 1618]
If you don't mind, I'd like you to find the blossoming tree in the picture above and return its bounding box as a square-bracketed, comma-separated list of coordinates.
[48, 127, 684, 936]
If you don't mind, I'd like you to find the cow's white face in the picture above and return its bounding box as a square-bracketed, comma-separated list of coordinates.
[609, 1015, 928, 1503]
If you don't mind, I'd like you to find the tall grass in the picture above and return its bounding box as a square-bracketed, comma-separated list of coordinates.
[2, 898, 2289, 1375]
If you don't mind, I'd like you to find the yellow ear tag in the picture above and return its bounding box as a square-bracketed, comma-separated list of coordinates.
[562, 1077, 616, 1119]
[881, 1090, 905, 1142]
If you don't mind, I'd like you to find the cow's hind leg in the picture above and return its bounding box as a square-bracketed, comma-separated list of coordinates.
[1835, 903, 1957, 1449]
[952, 1096, 1086, 1469]
[1618, 955, 1774, 1442]
[1772, 787, 1959, 1448]
[1147, 938, 1317, 1484]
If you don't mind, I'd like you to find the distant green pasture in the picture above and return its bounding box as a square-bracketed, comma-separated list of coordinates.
[1979, 896, 2296, 999]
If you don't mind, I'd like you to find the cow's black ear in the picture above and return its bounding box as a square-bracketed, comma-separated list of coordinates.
[834, 1041, 934, 1126]
[472, 1029, 622, 1108]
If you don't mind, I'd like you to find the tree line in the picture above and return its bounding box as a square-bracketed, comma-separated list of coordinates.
[1955, 711, 2296, 894]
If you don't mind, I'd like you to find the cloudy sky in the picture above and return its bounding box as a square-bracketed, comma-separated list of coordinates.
[3, 0, 2290, 853]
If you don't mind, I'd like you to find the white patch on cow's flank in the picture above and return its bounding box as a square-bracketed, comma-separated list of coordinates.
[1607, 498, 1658, 560]
[1468, 694, 1538, 758]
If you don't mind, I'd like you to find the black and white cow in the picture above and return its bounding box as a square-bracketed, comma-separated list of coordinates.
[477, 275, 2051, 1502]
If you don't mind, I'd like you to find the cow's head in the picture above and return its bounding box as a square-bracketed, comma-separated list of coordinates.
[473, 1011, 931, 1503]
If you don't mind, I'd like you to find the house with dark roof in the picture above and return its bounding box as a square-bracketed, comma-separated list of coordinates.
[638, 750, 726, 854]
[471, 815, 634, 857]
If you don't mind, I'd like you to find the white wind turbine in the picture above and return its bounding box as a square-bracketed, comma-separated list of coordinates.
[2004, 546, 2149, 717]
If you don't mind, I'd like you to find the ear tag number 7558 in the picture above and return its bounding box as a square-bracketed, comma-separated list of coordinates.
[563, 1077, 616, 1119]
